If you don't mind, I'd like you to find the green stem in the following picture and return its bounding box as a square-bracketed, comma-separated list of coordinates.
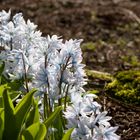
[44, 55, 51, 118]
[91, 128, 94, 137]
[21, 53, 29, 93]
[64, 85, 70, 111]
[48, 98, 52, 113]
[44, 93, 49, 119]
[10, 38, 13, 51]
[58, 84, 62, 106]
[58, 56, 71, 106]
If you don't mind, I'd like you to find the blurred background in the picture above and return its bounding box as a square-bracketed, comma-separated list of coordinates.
[0, 0, 140, 73]
[0, 1, 140, 139]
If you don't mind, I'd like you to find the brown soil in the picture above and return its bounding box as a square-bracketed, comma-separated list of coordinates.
[0, 0, 140, 139]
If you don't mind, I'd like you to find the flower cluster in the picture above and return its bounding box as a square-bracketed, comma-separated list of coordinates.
[0, 10, 86, 103]
[64, 93, 120, 140]
[0, 10, 120, 140]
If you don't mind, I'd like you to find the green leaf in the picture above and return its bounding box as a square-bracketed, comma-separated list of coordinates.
[0, 61, 4, 74]
[35, 123, 46, 140]
[2, 89, 17, 140]
[22, 122, 46, 140]
[0, 84, 5, 107]
[62, 128, 74, 140]
[0, 61, 5, 84]
[0, 61, 10, 85]
[0, 97, 3, 108]
[0, 79, 23, 108]
[0, 61, 5, 78]
[7, 78, 24, 92]
[15, 89, 37, 131]
[0, 84, 8, 96]
[0, 87, 20, 108]
[0, 108, 4, 140]
[0, 82, 21, 97]
[0, 83, 21, 108]
[44, 106, 62, 129]
[53, 114, 64, 140]
[25, 99, 40, 128]
[9, 91, 21, 101]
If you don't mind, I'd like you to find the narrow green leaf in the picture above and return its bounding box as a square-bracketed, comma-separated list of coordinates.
[0, 78, 23, 96]
[0, 84, 8, 96]
[2, 90, 17, 140]
[9, 91, 21, 101]
[44, 106, 62, 128]
[7, 78, 24, 92]
[15, 89, 37, 130]
[0, 61, 5, 84]
[53, 114, 64, 140]
[62, 128, 74, 140]
[0, 61, 5, 76]
[1, 75, 10, 84]
[0, 87, 20, 108]
[35, 123, 46, 140]
[25, 99, 40, 128]
[22, 122, 46, 140]
[0, 108, 4, 140]
[0, 97, 3, 108]
[0, 82, 21, 97]
[0, 82, 21, 107]
[0, 108, 4, 115]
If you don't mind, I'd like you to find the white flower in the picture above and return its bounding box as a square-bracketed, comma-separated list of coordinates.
[34, 66, 49, 89]
[94, 111, 112, 127]
[74, 121, 90, 139]
[94, 126, 120, 140]
[1, 21, 20, 43]
[70, 92, 83, 104]
[47, 35, 63, 50]
[64, 103, 82, 119]
[13, 13, 25, 27]
[35, 38, 49, 57]
[26, 19, 37, 32]
[62, 69, 75, 84]
[0, 10, 11, 24]
[82, 96, 101, 115]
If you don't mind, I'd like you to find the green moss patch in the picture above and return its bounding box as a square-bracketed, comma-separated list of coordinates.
[81, 42, 96, 52]
[85, 69, 113, 93]
[105, 70, 140, 105]
[85, 69, 114, 81]
[87, 89, 100, 95]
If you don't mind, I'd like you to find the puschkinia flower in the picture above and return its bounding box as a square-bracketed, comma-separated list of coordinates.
[94, 126, 120, 140]
[64, 94, 120, 140]
[0, 10, 11, 24]
[0, 10, 86, 95]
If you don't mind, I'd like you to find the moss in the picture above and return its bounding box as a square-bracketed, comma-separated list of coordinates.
[130, 56, 140, 67]
[115, 70, 140, 84]
[121, 56, 140, 68]
[85, 69, 114, 92]
[85, 69, 114, 81]
[105, 70, 140, 105]
[116, 38, 127, 47]
[81, 42, 96, 52]
[87, 89, 100, 95]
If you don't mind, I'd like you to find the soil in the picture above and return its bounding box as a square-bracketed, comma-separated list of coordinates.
[0, 0, 140, 139]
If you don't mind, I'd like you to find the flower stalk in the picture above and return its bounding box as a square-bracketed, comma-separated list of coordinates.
[21, 52, 29, 93]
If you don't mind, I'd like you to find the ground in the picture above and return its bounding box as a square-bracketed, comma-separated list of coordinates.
[0, 0, 140, 139]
